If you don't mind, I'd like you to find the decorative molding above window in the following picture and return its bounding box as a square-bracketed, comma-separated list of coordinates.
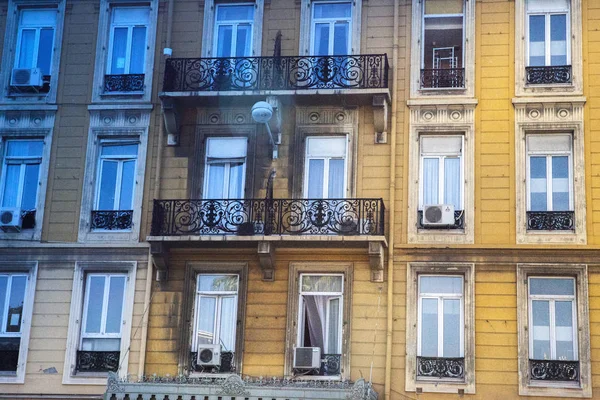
[407, 102, 475, 244]
[514, 98, 586, 244]
[515, 0, 583, 96]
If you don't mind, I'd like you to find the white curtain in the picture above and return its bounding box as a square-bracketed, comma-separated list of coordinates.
[328, 159, 344, 198]
[219, 296, 237, 351]
[422, 158, 439, 205]
[444, 157, 461, 208]
[308, 159, 324, 198]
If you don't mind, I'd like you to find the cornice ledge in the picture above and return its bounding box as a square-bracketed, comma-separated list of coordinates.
[407, 98, 478, 107]
[512, 96, 586, 105]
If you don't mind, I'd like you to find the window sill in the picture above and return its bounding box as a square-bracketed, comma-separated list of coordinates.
[520, 383, 590, 398]
[100, 91, 145, 97]
[413, 380, 473, 395]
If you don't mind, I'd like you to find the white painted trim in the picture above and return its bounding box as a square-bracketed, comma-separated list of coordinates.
[0, 262, 37, 384]
[62, 261, 137, 385]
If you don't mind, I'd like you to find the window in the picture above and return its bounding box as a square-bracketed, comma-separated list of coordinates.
[191, 274, 239, 373]
[204, 137, 246, 199]
[92, 142, 138, 231]
[304, 136, 347, 198]
[311, 2, 351, 55]
[76, 273, 127, 374]
[527, 0, 569, 68]
[104, 7, 149, 93]
[0, 274, 27, 374]
[421, 0, 465, 88]
[526, 134, 573, 231]
[0, 140, 43, 230]
[296, 273, 344, 376]
[214, 4, 254, 57]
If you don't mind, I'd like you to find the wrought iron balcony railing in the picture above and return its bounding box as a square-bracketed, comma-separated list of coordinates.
[91, 210, 133, 230]
[418, 210, 464, 229]
[416, 356, 465, 380]
[0, 338, 20, 372]
[104, 74, 145, 92]
[420, 68, 465, 89]
[76, 350, 120, 373]
[526, 65, 572, 85]
[526, 211, 574, 231]
[151, 198, 384, 237]
[162, 54, 388, 92]
[529, 359, 579, 382]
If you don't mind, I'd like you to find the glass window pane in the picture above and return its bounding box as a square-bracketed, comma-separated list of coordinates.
[197, 296, 217, 345]
[313, 23, 330, 56]
[219, 296, 237, 351]
[552, 156, 570, 211]
[17, 29, 35, 69]
[2, 165, 20, 208]
[216, 25, 233, 57]
[198, 275, 239, 292]
[333, 22, 349, 55]
[532, 300, 551, 360]
[235, 24, 252, 57]
[206, 163, 225, 199]
[228, 162, 244, 199]
[555, 301, 575, 360]
[550, 14, 567, 66]
[423, 17, 464, 69]
[105, 276, 125, 334]
[420, 298, 438, 357]
[529, 156, 547, 211]
[0, 276, 7, 328]
[5, 276, 26, 333]
[129, 26, 146, 74]
[98, 160, 118, 209]
[422, 158, 439, 205]
[328, 159, 345, 198]
[307, 159, 325, 198]
[530, 278, 574, 296]
[84, 276, 106, 334]
[443, 299, 461, 357]
[444, 157, 461, 208]
[327, 297, 340, 354]
[37, 28, 54, 75]
[6, 141, 43, 157]
[216, 5, 254, 21]
[101, 144, 138, 157]
[301, 275, 343, 293]
[420, 276, 463, 294]
[110, 27, 128, 74]
[21, 164, 39, 210]
[118, 160, 135, 210]
[81, 338, 121, 351]
[529, 15, 546, 66]
[314, 3, 351, 18]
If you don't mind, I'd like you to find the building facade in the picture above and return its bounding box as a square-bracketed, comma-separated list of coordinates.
[1, 0, 600, 399]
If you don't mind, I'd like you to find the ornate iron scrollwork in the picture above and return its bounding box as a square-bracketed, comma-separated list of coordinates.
[420, 68, 465, 89]
[151, 198, 384, 236]
[190, 351, 235, 373]
[162, 54, 389, 92]
[91, 210, 133, 230]
[322, 354, 341, 376]
[526, 211, 574, 231]
[104, 74, 145, 92]
[418, 210, 464, 229]
[526, 66, 572, 85]
[76, 351, 120, 373]
[529, 359, 579, 382]
[416, 357, 465, 379]
[0, 338, 20, 372]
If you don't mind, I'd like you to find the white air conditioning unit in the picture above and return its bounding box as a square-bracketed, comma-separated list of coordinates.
[0, 208, 22, 232]
[196, 344, 220, 366]
[11, 68, 43, 87]
[293, 347, 321, 369]
[422, 204, 455, 226]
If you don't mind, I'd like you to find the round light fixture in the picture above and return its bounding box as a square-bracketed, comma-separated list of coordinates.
[251, 101, 273, 124]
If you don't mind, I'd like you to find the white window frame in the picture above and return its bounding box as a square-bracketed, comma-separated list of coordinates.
[106, 6, 149, 75]
[526, 134, 573, 212]
[63, 262, 136, 385]
[213, 3, 254, 58]
[0, 262, 37, 384]
[527, 276, 578, 361]
[420, 4, 465, 72]
[13, 9, 56, 74]
[416, 275, 464, 360]
[0, 139, 43, 210]
[517, 264, 591, 397]
[418, 135, 464, 210]
[303, 136, 348, 199]
[526, 3, 571, 67]
[296, 273, 344, 355]
[309, 1, 352, 55]
[94, 140, 139, 212]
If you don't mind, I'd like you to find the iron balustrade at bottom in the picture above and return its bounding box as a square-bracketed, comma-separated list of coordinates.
[416, 356, 465, 379]
[91, 210, 133, 230]
[104, 74, 145, 92]
[529, 359, 579, 382]
[526, 211, 574, 231]
[0, 338, 20, 372]
[420, 68, 465, 89]
[151, 198, 385, 236]
[162, 54, 389, 92]
[525, 65, 572, 85]
[76, 350, 120, 373]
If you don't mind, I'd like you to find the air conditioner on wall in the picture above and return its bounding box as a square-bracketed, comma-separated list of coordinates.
[422, 204, 455, 226]
[196, 344, 221, 366]
[293, 347, 321, 369]
[11, 68, 43, 87]
[0, 208, 22, 232]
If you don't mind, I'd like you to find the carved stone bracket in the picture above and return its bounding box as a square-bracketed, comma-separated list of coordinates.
[161, 97, 179, 137]
[150, 241, 169, 281]
[372, 95, 388, 144]
[368, 242, 384, 282]
[257, 241, 275, 281]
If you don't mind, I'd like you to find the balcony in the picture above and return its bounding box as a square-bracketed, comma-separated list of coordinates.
[104, 373, 378, 400]
[103, 74, 145, 93]
[525, 65, 572, 85]
[416, 356, 465, 380]
[529, 359, 579, 382]
[420, 68, 465, 89]
[526, 211, 574, 231]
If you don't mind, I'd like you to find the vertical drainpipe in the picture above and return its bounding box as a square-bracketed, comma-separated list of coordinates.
[384, 0, 399, 399]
